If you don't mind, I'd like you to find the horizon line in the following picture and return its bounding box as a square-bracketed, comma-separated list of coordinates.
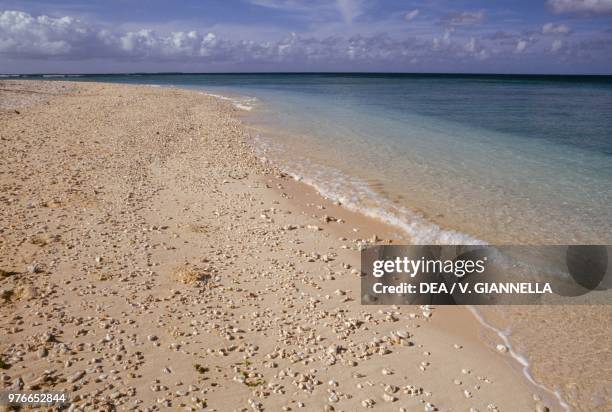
[3, 71, 612, 77]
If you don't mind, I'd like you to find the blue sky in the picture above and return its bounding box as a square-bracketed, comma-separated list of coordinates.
[1, 0, 611, 74]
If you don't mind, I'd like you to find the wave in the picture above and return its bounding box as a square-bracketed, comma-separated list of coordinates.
[200, 91, 257, 111]
[35, 74, 83, 78]
[253, 133, 483, 245]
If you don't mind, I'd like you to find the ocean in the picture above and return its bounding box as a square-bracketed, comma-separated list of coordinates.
[36, 73, 612, 245]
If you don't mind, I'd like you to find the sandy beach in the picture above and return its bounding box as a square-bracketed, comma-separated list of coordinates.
[0, 80, 562, 411]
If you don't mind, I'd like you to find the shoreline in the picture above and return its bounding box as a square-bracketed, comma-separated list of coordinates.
[226, 89, 611, 412]
[203, 88, 608, 412]
[0, 80, 567, 411]
[237, 103, 572, 412]
[243, 118, 486, 246]
[224, 84, 612, 246]
[466, 307, 570, 412]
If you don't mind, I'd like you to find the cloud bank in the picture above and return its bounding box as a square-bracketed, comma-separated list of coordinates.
[548, 0, 612, 15]
[441, 11, 485, 27]
[542, 22, 571, 34]
[0, 8, 610, 73]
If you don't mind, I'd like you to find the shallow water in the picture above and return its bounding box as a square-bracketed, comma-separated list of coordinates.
[237, 75, 612, 245]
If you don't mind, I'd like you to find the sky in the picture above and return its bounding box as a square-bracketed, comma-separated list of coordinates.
[0, 0, 611, 74]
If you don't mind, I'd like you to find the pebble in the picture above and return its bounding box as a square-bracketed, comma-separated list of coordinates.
[67, 371, 86, 383]
[361, 399, 375, 408]
[496, 344, 508, 353]
[396, 330, 409, 339]
[382, 393, 396, 402]
[27, 263, 41, 274]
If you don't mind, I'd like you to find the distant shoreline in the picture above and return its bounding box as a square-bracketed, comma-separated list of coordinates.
[4, 72, 612, 79]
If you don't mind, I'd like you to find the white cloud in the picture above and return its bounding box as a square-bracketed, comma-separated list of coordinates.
[551, 39, 564, 52]
[465, 37, 476, 53]
[463, 37, 488, 60]
[248, 0, 365, 24]
[515, 39, 528, 53]
[542, 22, 571, 34]
[247, 0, 313, 12]
[442, 11, 485, 27]
[548, 0, 612, 15]
[117, 29, 221, 58]
[336, 0, 364, 24]
[404, 9, 419, 23]
[433, 29, 451, 49]
[0, 10, 94, 56]
[0, 10, 433, 65]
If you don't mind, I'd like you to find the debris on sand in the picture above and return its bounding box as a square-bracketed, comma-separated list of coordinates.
[170, 264, 211, 285]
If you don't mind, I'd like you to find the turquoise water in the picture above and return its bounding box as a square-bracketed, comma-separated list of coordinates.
[32, 73, 612, 244]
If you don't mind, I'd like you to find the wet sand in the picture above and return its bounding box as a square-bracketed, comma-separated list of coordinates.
[475, 305, 611, 412]
[1, 80, 556, 411]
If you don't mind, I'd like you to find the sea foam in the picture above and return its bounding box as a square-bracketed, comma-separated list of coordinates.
[467, 306, 571, 412]
[253, 133, 484, 245]
[200, 92, 257, 111]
